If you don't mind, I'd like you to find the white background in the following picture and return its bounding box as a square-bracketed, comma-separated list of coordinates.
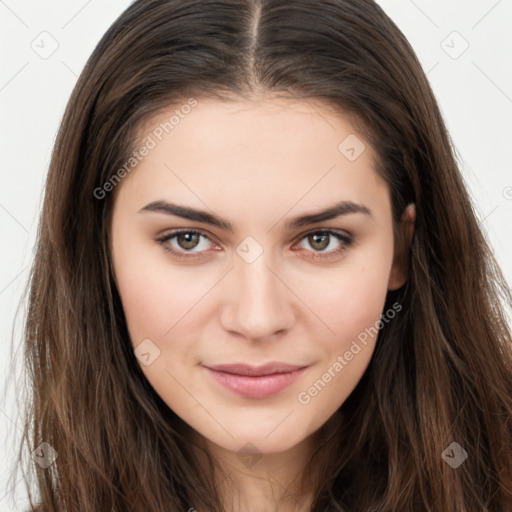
[1, 0, 511, 509]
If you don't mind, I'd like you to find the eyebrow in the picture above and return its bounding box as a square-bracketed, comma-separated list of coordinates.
[139, 199, 372, 231]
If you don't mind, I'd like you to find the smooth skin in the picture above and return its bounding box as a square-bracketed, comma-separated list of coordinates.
[110, 96, 415, 511]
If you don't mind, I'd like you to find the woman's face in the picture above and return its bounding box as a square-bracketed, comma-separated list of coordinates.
[110, 97, 406, 456]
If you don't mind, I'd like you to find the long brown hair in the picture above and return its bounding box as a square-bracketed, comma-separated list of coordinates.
[8, 0, 512, 510]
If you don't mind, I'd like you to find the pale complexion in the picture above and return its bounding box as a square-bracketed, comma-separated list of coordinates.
[110, 96, 415, 511]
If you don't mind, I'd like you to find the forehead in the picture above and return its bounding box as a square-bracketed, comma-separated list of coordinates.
[138, 96, 368, 159]
[113, 97, 390, 221]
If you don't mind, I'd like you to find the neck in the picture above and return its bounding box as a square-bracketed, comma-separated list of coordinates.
[187, 430, 325, 512]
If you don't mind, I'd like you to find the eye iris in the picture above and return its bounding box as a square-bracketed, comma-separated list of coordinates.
[177, 232, 200, 250]
[309, 233, 329, 251]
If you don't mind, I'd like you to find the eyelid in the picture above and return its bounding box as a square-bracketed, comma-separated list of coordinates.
[290, 229, 353, 258]
[155, 228, 218, 260]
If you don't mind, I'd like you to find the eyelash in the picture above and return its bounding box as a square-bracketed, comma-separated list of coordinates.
[155, 228, 353, 261]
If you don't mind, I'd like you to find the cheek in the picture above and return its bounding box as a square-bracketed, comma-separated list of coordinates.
[294, 262, 392, 426]
[293, 242, 393, 345]
[112, 241, 208, 346]
[315, 271, 388, 334]
[289, 237, 393, 414]
[113, 256, 208, 402]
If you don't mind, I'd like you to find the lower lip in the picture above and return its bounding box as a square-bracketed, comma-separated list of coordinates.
[204, 367, 308, 399]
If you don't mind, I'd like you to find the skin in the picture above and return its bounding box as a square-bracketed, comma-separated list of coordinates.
[109, 96, 415, 511]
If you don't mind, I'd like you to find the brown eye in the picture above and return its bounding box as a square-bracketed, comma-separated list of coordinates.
[307, 233, 330, 251]
[176, 232, 201, 250]
[293, 230, 353, 260]
[156, 229, 216, 260]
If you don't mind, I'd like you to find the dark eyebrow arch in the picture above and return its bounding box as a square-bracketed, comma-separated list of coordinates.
[139, 200, 372, 231]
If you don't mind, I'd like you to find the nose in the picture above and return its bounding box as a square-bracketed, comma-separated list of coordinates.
[220, 253, 296, 342]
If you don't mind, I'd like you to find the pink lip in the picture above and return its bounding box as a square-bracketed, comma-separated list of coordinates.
[203, 363, 309, 399]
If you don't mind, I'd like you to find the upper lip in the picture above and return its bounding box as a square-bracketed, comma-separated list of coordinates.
[203, 362, 308, 376]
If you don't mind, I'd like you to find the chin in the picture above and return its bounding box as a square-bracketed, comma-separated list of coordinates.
[202, 422, 311, 456]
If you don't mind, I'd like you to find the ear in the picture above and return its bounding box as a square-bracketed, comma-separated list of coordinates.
[387, 203, 416, 291]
